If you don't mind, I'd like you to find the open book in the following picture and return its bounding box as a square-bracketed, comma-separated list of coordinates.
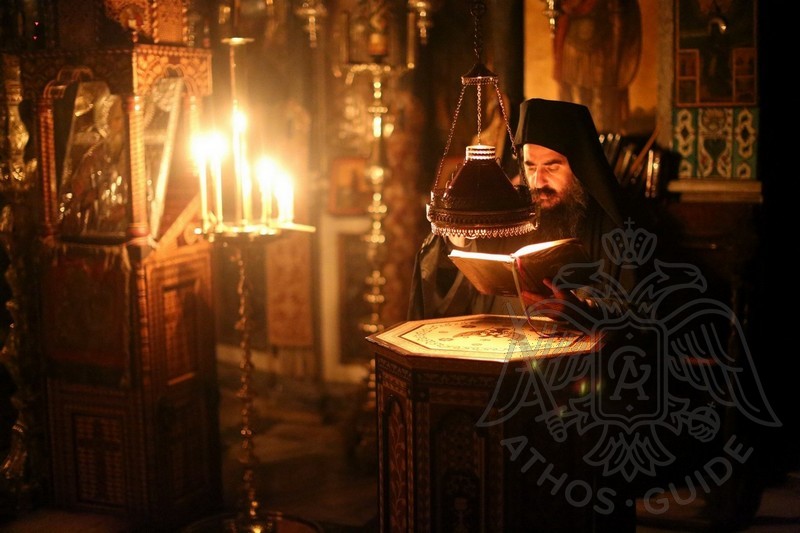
[448, 237, 591, 298]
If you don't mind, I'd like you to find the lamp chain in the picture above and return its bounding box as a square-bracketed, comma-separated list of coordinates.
[435, 84, 467, 182]
[470, 0, 486, 64]
[476, 84, 483, 142]
[494, 83, 518, 161]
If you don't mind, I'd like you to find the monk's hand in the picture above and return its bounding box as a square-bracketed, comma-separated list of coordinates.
[521, 278, 582, 315]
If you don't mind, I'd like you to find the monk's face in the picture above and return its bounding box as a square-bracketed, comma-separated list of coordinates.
[521, 144, 580, 210]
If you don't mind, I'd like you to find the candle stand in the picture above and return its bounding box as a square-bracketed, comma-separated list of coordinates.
[189, 4, 317, 529]
[196, 228, 315, 533]
[334, 0, 430, 467]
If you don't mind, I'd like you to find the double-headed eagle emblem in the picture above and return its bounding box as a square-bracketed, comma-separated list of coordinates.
[477, 223, 779, 482]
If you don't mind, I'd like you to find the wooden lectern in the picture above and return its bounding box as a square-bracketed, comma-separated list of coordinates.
[367, 314, 637, 532]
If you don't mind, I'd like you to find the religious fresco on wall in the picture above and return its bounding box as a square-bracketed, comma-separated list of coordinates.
[554, 0, 643, 133]
[675, 0, 756, 107]
[673, 0, 757, 180]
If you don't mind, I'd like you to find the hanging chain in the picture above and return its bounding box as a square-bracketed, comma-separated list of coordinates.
[436, 0, 526, 186]
[470, 0, 486, 64]
[471, 0, 487, 144]
[476, 84, 483, 142]
[495, 83, 518, 161]
[435, 85, 468, 184]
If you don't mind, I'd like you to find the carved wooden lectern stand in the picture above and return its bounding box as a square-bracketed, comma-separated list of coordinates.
[367, 314, 631, 532]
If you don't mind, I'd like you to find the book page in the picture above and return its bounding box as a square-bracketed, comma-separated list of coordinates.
[514, 239, 589, 296]
[511, 237, 581, 258]
[448, 249, 515, 262]
[448, 253, 518, 297]
[449, 238, 589, 298]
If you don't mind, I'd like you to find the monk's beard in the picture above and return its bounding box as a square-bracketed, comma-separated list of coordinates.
[533, 181, 588, 242]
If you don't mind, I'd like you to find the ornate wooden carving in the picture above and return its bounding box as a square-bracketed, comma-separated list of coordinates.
[53, 0, 192, 48]
[371, 320, 600, 532]
[0, 52, 41, 517]
[22, 45, 211, 99]
[3, 0, 220, 526]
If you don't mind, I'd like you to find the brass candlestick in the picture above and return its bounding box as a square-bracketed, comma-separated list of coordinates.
[335, 0, 428, 467]
[196, 231, 315, 533]
[194, 4, 316, 528]
[222, 234, 280, 532]
[233, 243, 258, 530]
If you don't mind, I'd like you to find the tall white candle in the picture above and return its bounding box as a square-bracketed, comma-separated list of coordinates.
[256, 157, 275, 224]
[242, 159, 252, 224]
[193, 136, 209, 231]
[275, 169, 294, 224]
[209, 131, 225, 224]
[232, 106, 246, 224]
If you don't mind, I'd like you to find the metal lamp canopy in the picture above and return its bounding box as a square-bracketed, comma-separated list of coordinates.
[428, 143, 536, 238]
[426, 1, 536, 239]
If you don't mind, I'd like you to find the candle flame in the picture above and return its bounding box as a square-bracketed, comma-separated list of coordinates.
[206, 131, 228, 157]
[191, 135, 208, 163]
[233, 108, 247, 133]
[193, 129, 298, 231]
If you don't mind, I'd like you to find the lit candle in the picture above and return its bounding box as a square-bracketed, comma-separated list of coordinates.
[372, 114, 382, 139]
[232, 105, 247, 223]
[275, 168, 294, 224]
[192, 135, 209, 232]
[242, 158, 252, 225]
[256, 156, 275, 223]
[209, 132, 225, 225]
